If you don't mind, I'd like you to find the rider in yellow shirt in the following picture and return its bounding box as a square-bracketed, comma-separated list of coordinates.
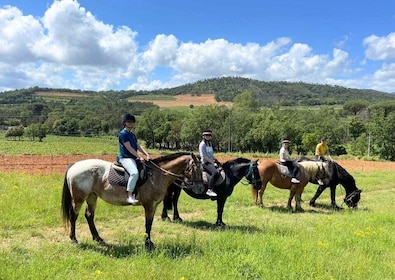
[315, 137, 331, 161]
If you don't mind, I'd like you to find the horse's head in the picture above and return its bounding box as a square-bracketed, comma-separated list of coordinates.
[183, 153, 204, 189]
[244, 160, 261, 190]
[344, 189, 362, 208]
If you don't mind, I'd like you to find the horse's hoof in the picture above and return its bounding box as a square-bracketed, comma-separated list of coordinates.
[332, 205, 343, 211]
[161, 216, 171, 222]
[173, 217, 183, 223]
[296, 208, 305, 213]
[70, 239, 78, 245]
[95, 238, 106, 246]
[215, 222, 226, 229]
[309, 201, 316, 207]
[145, 241, 155, 252]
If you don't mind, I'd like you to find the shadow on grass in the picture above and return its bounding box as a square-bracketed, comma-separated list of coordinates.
[77, 240, 203, 259]
[180, 220, 263, 233]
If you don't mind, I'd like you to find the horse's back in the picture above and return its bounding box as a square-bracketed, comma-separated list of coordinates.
[298, 160, 332, 182]
[66, 159, 111, 188]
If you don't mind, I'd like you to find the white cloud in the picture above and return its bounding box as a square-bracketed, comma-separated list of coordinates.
[0, 0, 394, 93]
[363, 32, 395, 61]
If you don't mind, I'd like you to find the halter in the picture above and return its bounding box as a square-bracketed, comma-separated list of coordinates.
[235, 160, 261, 185]
[343, 189, 361, 208]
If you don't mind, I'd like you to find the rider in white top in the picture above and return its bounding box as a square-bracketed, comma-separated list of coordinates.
[279, 140, 300, 184]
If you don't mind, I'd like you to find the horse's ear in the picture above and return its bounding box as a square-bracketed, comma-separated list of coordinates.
[191, 153, 197, 162]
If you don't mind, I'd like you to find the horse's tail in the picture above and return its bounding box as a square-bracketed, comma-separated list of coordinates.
[61, 164, 73, 228]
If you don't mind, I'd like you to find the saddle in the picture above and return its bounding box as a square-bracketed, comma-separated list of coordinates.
[278, 161, 295, 178]
[108, 160, 150, 190]
[202, 168, 225, 185]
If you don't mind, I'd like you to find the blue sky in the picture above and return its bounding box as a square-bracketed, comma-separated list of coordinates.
[1, 0, 395, 93]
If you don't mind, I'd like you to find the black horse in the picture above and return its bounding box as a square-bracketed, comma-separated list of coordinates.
[161, 157, 260, 227]
[298, 157, 362, 209]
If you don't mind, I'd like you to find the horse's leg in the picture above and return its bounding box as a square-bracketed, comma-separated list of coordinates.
[215, 197, 227, 228]
[69, 209, 79, 244]
[294, 188, 305, 213]
[329, 184, 343, 210]
[85, 194, 105, 245]
[309, 185, 327, 207]
[253, 182, 267, 207]
[144, 204, 157, 251]
[161, 190, 172, 221]
[287, 189, 295, 211]
[172, 187, 182, 222]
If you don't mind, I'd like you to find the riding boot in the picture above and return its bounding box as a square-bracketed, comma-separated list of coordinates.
[206, 175, 217, 197]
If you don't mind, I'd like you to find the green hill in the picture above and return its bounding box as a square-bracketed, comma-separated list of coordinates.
[1, 77, 394, 107]
[146, 77, 395, 106]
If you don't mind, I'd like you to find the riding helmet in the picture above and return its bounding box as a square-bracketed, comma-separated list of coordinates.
[282, 139, 290, 143]
[122, 113, 135, 124]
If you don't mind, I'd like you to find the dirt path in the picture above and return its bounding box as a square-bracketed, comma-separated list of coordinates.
[0, 155, 393, 175]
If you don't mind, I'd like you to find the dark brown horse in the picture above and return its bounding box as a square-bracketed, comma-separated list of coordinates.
[161, 158, 260, 227]
[251, 159, 310, 212]
[298, 157, 361, 209]
[61, 152, 203, 251]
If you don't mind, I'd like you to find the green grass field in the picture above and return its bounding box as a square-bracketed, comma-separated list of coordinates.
[0, 135, 394, 279]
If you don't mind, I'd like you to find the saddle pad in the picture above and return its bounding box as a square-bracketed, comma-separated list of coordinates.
[108, 165, 128, 187]
[279, 164, 291, 177]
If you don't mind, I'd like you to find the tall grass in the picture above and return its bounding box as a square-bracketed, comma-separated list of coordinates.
[1, 168, 394, 279]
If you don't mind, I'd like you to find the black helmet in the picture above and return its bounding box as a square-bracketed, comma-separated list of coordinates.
[122, 113, 135, 124]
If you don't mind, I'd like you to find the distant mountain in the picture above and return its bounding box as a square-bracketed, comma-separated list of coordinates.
[145, 77, 394, 106]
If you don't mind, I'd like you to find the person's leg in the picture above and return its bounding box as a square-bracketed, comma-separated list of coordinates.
[290, 161, 300, 183]
[204, 163, 218, 196]
[120, 158, 139, 203]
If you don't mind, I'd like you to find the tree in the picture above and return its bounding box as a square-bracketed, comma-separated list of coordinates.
[5, 126, 24, 140]
[343, 100, 369, 115]
[25, 124, 48, 142]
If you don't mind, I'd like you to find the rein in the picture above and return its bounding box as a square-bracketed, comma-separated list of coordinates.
[147, 160, 186, 178]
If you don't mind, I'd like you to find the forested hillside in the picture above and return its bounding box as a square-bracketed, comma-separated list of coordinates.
[1, 78, 394, 160]
[146, 77, 394, 106]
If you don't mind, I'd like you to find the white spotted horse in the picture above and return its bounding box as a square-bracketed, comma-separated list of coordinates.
[61, 152, 203, 251]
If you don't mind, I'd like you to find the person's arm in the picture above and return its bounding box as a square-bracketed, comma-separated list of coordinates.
[279, 148, 287, 161]
[123, 142, 139, 158]
[137, 143, 150, 160]
[315, 144, 321, 156]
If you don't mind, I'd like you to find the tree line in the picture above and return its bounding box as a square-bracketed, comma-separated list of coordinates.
[1, 82, 395, 160]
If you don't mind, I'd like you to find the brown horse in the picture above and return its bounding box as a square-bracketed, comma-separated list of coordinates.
[251, 159, 310, 212]
[61, 152, 203, 251]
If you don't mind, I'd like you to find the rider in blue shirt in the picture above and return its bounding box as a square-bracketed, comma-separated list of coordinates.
[118, 113, 150, 204]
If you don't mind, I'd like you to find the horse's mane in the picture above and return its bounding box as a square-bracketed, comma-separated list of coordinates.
[223, 157, 250, 166]
[152, 152, 191, 164]
[297, 156, 315, 162]
[333, 161, 356, 188]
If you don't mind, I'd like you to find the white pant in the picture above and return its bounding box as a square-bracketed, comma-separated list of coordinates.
[119, 158, 139, 192]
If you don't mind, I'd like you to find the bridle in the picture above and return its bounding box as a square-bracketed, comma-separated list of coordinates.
[235, 160, 261, 185]
[343, 189, 362, 208]
[147, 155, 204, 188]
